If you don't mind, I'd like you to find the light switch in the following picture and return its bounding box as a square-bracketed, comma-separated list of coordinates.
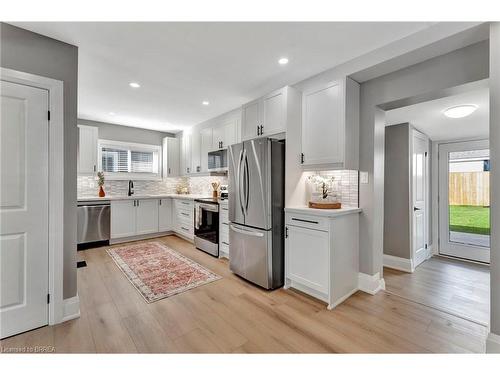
[360, 171, 369, 184]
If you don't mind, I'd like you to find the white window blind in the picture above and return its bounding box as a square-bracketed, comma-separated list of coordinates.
[98, 140, 161, 180]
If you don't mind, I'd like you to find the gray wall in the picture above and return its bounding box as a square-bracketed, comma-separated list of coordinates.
[384, 124, 410, 258]
[78, 119, 174, 146]
[359, 40, 489, 276]
[489, 23, 500, 340]
[1, 23, 79, 299]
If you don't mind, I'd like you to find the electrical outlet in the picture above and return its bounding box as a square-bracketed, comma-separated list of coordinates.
[360, 171, 369, 184]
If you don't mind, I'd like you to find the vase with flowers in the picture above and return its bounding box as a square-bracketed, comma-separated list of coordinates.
[307, 174, 341, 209]
[97, 171, 106, 197]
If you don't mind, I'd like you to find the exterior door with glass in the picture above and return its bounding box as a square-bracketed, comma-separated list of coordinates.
[438, 140, 490, 263]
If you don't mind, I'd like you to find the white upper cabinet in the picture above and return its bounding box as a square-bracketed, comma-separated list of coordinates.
[190, 130, 201, 173]
[162, 137, 180, 178]
[77, 125, 98, 175]
[200, 127, 213, 173]
[300, 77, 359, 170]
[262, 88, 285, 136]
[211, 119, 239, 150]
[241, 87, 289, 140]
[241, 98, 262, 140]
[180, 133, 192, 175]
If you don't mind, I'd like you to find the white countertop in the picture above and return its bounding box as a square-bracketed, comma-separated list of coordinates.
[284, 206, 362, 218]
[77, 193, 210, 202]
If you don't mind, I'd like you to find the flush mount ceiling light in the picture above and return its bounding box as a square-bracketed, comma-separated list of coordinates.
[109, 111, 116, 116]
[278, 57, 289, 65]
[129, 82, 141, 88]
[443, 104, 478, 118]
[202, 101, 210, 106]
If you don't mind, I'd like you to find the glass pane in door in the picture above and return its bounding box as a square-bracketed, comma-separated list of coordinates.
[448, 149, 490, 248]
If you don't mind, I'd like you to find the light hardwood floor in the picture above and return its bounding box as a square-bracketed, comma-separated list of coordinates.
[384, 256, 490, 326]
[1, 236, 488, 353]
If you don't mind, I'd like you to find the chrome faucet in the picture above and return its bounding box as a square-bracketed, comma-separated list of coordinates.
[128, 180, 134, 196]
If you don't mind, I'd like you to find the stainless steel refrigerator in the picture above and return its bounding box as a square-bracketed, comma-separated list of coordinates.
[228, 138, 285, 289]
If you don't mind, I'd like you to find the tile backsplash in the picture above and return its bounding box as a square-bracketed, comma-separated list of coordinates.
[305, 170, 359, 207]
[77, 175, 228, 197]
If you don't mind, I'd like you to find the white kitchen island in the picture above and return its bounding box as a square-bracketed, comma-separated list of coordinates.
[284, 206, 361, 309]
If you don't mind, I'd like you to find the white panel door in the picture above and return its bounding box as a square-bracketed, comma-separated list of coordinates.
[262, 88, 285, 136]
[158, 198, 173, 232]
[136, 199, 159, 235]
[110, 200, 136, 239]
[77, 125, 98, 175]
[301, 81, 344, 166]
[285, 225, 329, 294]
[241, 99, 261, 140]
[412, 131, 429, 268]
[200, 128, 213, 172]
[0, 80, 49, 339]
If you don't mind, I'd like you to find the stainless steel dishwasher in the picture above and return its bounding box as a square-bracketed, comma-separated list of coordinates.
[77, 200, 111, 244]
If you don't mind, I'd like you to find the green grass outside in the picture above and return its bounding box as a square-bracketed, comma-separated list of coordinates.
[449, 205, 490, 235]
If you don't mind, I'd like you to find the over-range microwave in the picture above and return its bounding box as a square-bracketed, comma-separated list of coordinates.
[208, 149, 228, 172]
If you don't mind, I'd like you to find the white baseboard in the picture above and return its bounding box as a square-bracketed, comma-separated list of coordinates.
[486, 332, 500, 353]
[61, 295, 80, 322]
[383, 254, 414, 273]
[358, 272, 385, 295]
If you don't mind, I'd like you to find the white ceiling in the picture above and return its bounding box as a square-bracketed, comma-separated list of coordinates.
[385, 88, 489, 141]
[15, 22, 434, 133]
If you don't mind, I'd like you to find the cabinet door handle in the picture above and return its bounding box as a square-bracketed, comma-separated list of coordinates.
[257, 125, 260, 136]
[137, 200, 140, 207]
[133, 200, 136, 207]
[168, 167, 171, 174]
[181, 212, 189, 217]
[93, 165, 96, 172]
[260, 125, 263, 135]
[291, 217, 319, 224]
[300, 153, 305, 164]
[285, 226, 289, 238]
[159, 200, 162, 206]
[181, 226, 189, 231]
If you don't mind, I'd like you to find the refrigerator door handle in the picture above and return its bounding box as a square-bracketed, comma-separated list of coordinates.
[230, 224, 264, 237]
[237, 148, 246, 217]
[244, 150, 250, 211]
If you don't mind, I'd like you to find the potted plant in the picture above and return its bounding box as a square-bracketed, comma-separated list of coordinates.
[97, 171, 106, 197]
[307, 174, 341, 208]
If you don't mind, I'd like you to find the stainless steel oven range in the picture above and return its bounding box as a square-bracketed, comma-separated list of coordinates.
[194, 198, 219, 257]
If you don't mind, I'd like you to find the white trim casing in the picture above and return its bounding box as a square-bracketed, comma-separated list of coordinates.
[383, 254, 415, 273]
[358, 272, 385, 295]
[61, 295, 80, 322]
[486, 332, 500, 353]
[1, 67, 71, 326]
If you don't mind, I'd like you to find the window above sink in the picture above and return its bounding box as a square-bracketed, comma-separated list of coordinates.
[98, 139, 161, 180]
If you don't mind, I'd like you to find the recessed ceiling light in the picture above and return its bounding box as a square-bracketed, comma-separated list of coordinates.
[443, 104, 478, 118]
[129, 82, 140, 88]
[278, 57, 289, 65]
[109, 112, 116, 116]
[202, 101, 210, 106]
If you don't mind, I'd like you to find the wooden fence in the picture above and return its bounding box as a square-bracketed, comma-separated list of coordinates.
[449, 171, 490, 206]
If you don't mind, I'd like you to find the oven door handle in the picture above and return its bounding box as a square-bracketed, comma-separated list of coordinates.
[198, 203, 218, 212]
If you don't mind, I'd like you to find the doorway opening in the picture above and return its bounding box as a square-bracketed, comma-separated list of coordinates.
[382, 81, 490, 325]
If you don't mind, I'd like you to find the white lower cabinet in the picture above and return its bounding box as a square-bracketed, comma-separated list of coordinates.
[111, 200, 137, 239]
[158, 198, 173, 232]
[136, 199, 159, 235]
[284, 209, 360, 309]
[173, 198, 194, 240]
[286, 225, 329, 294]
[111, 199, 159, 239]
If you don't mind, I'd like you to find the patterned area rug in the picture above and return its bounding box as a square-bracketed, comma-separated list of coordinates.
[107, 241, 221, 303]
